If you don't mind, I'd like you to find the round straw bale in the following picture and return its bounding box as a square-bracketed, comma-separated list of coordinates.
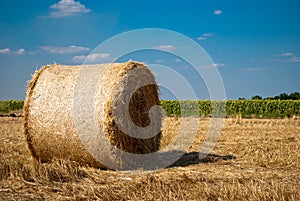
[24, 61, 162, 169]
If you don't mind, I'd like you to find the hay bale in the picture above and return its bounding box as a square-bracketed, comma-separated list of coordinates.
[24, 61, 162, 170]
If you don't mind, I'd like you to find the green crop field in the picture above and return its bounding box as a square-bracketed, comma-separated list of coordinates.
[0, 100, 24, 113]
[161, 100, 300, 118]
[1, 100, 300, 118]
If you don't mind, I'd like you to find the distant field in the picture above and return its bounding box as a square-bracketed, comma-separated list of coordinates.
[1, 100, 300, 118]
[0, 100, 23, 114]
[0, 117, 299, 200]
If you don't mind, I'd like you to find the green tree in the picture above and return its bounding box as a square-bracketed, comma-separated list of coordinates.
[277, 93, 289, 100]
[251, 95, 262, 100]
[289, 92, 300, 100]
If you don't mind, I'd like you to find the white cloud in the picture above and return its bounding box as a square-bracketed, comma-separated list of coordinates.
[41, 45, 90, 54]
[174, 58, 182, 62]
[197, 36, 206, 41]
[154, 59, 165, 63]
[0, 48, 27, 55]
[72, 55, 87, 62]
[86, 53, 110, 62]
[240, 67, 265, 72]
[288, 56, 300, 63]
[15, 48, 25, 55]
[202, 33, 212, 37]
[197, 33, 213, 41]
[155, 45, 176, 51]
[0, 48, 11, 54]
[49, 0, 91, 18]
[212, 63, 225, 68]
[274, 52, 300, 63]
[72, 53, 110, 63]
[200, 63, 225, 69]
[280, 52, 294, 57]
[214, 10, 223, 15]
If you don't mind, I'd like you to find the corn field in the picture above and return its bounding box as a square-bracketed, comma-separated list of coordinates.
[161, 100, 300, 118]
[1, 100, 299, 118]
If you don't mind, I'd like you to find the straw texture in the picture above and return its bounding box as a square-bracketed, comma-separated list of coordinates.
[24, 61, 162, 169]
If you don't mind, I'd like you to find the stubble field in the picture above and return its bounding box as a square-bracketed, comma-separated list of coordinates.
[0, 116, 299, 200]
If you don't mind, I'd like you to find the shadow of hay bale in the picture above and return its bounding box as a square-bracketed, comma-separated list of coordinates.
[167, 151, 236, 168]
[125, 150, 237, 170]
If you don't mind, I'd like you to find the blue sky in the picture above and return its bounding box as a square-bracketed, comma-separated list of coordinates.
[0, 0, 300, 100]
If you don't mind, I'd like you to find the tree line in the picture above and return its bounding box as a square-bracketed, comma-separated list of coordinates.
[239, 92, 300, 100]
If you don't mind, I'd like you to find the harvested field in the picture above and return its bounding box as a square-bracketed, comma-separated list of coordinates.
[0, 116, 299, 200]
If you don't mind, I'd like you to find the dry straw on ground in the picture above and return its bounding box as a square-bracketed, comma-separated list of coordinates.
[23, 61, 162, 170]
[1, 117, 299, 200]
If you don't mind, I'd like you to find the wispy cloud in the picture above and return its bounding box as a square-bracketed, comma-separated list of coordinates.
[240, 67, 265, 72]
[173, 58, 182, 62]
[155, 45, 176, 51]
[200, 63, 225, 69]
[197, 37, 206, 41]
[0, 48, 11, 54]
[72, 53, 111, 63]
[197, 33, 213, 41]
[15, 48, 25, 55]
[274, 52, 300, 63]
[202, 33, 212, 37]
[0, 48, 26, 55]
[212, 63, 225, 68]
[288, 56, 300, 63]
[214, 10, 223, 15]
[279, 52, 294, 57]
[40, 45, 90, 54]
[72, 55, 86, 62]
[48, 0, 91, 18]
